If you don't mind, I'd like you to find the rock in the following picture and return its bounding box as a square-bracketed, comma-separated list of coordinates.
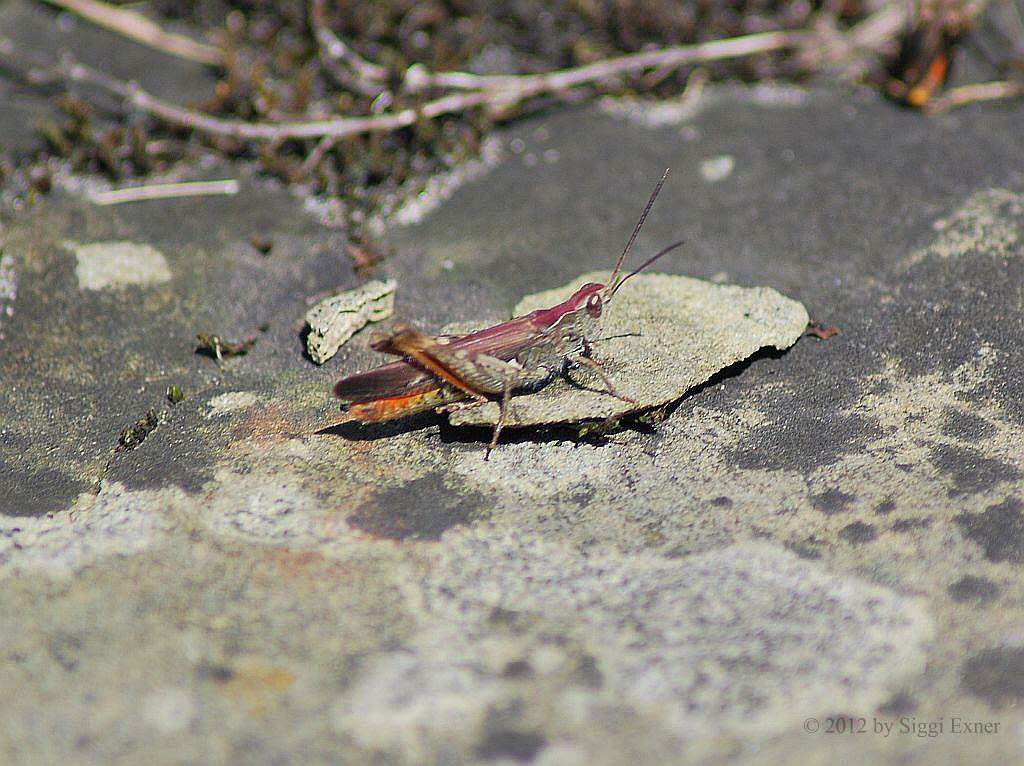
[305, 279, 396, 364]
[448, 272, 808, 427]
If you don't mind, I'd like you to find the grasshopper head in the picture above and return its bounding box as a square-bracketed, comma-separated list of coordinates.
[557, 280, 602, 319]
[568, 282, 607, 318]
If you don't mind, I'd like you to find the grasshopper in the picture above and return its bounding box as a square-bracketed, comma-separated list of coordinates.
[333, 170, 683, 457]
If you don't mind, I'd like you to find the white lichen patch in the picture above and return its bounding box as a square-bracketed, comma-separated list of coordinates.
[837, 345, 1022, 504]
[450, 435, 621, 496]
[906, 188, 1024, 267]
[700, 154, 735, 182]
[637, 341, 1024, 587]
[598, 94, 706, 127]
[331, 645, 502, 757]
[390, 136, 504, 227]
[449, 273, 808, 428]
[66, 240, 172, 290]
[193, 437, 433, 547]
[598, 84, 808, 129]
[305, 279, 396, 364]
[205, 391, 259, 417]
[0, 249, 17, 339]
[0, 482, 177, 579]
[196, 439, 354, 545]
[200, 471, 323, 544]
[330, 534, 932, 761]
[745, 83, 809, 107]
[142, 688, 197, 734]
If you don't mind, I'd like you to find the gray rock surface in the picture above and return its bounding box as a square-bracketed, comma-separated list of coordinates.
[2, 4, 1024, 763]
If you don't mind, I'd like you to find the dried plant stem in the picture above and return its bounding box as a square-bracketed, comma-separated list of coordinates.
[796, 2, 909, 77]
[404, 30, 808, 94]
[926, 79, 1024, 111]
[58, 58, 495, 140]
[308, 0, 388, 96]
[39, 0, 222, 66]
[43, 30, 808, 143]
[299, 136, 337, 176]
[91, 179, 239, 205]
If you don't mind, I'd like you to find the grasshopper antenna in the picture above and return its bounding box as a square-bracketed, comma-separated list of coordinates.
[610, 240, 686, 297]
[606, 168, 670, 298]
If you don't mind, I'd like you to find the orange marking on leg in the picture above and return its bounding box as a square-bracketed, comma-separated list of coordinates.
[347, 389, 461, 422]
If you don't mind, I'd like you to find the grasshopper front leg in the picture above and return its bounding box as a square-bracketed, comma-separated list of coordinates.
[467, 354, 554, 459]
[562, 335, 636, 404]
[573, 354, 637, 404]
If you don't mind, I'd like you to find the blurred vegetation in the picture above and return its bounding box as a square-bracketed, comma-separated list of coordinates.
[6, 0, 1019, 227]
[10, 3, 872, 207]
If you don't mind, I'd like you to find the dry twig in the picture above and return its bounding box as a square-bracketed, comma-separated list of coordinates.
[13, 1, 1016, 163]
[91, 179, 239, 205]
[53, 57, 496, 140]
[40, 0, 221, 66]
[797, 2, 910, 77]
[14, 30, 808, 143]
[308, 0, 388, 97]
[403, 30, 808, 95]
[925, 78, 1024, 110]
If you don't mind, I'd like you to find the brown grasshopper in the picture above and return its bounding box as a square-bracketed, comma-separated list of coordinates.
[333, 170, 682, 457]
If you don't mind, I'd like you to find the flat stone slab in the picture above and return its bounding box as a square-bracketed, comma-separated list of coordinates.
[3, 7, 1024, 758]
[448, 272, 808, 427]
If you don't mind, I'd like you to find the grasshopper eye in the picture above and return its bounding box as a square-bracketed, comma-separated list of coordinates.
[586, 294, 603, 317]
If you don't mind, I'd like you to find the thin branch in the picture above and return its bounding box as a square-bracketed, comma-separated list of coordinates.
[529, 28, 810, 87]
[58, 56, 495, 139]
[847, 1, 912, 49]
[91, 179, 239, 205]
[925, 78, 1024, 111]
[797, 2, 909, 77]
[299, 135, 337, 176]
[403, 64, 501, 92]
[35, 30, 806, 143]
[39, 0, 222, 67]
[404, 30, 809, 94]
[309, 0, 388, 97]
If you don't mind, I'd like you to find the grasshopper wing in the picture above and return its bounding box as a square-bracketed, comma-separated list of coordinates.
[334, 315, 546, 404]
[443, 316, 546, 361]
[333, 328, 471, 405]
[333, 359, 438, 403]
[370, 323, 491, 398]
[379, 322, 555, 396]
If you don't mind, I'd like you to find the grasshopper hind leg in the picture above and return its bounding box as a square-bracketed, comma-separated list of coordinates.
[484, 384, 514, 460]
[483, 361, 551, 459]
